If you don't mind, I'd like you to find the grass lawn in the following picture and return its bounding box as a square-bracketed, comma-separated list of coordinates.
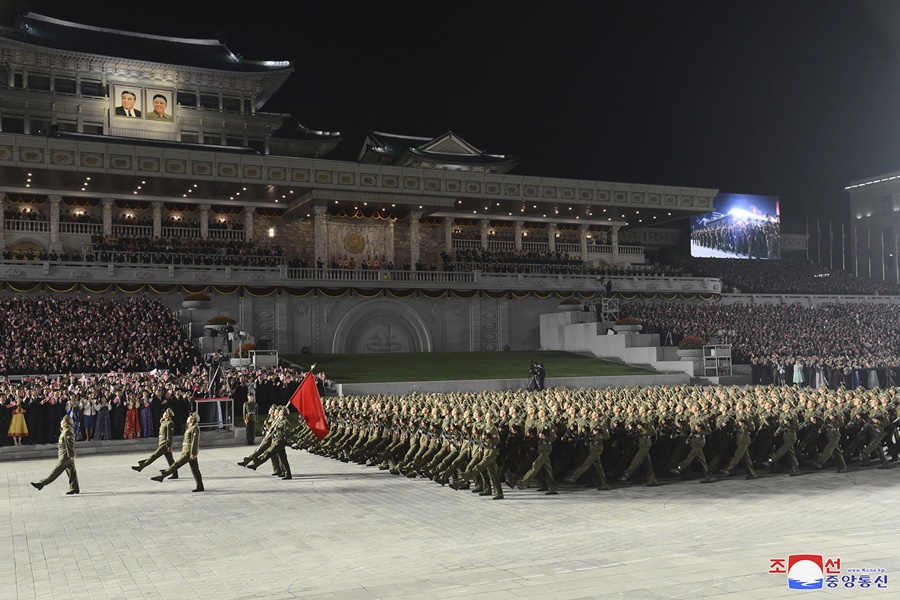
[280, 351, 655, 384]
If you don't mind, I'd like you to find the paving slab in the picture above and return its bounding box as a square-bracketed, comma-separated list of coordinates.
[2, 447, 898, 599]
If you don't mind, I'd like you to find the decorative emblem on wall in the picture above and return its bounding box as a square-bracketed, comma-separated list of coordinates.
[132, 271, 150, 279]
[324, 301, 336, 322]
[343, 231, 366, 254]
[0, 146, 12, 161]
[70, 269, 89, 278]
[248, 274, 264, 281]
[52, 152, 73, 165]
[2, 267, 23, 277]
[192, 273, 209, 280]
[294, 303, 310, 316]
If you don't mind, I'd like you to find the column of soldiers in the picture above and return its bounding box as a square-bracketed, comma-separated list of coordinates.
[691, 218, 778, 259]
[285, 384, 897, 497]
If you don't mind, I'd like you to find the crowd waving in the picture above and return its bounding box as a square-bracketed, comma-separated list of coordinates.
[0, 296, 199, 376]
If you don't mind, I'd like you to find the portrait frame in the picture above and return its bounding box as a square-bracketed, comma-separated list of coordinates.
[144, 88, 175, 123]
[112, 85, 144, 119]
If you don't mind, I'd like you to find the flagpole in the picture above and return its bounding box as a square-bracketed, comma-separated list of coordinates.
[868, 228, 872, 279]
[805, 216, 809, 261]
[882, 229, 887, 281]
[829, 221, 833, 269]
[817, 218, 821, 264]
[895, 233, 899, 285]
[842, 223, 846, 271]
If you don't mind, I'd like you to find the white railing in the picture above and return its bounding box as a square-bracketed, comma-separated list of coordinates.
[4, 219, 50, 233]
[111, 224, 154, 237]
[161, 226, 201, 239]
[208, 229, 245, 240]
[555, 242, 581, 254]
[522, 241, 550, 252]
[451, 239, 482, 250]
[487, 240, 515, 251]
[59, 222, 102, 235]
[285, 268, 477, 284]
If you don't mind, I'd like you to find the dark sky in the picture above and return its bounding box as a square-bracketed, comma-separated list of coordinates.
[22, 0, 900, 234]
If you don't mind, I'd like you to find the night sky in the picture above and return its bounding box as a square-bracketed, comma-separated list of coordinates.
[19, 0, 900, 235]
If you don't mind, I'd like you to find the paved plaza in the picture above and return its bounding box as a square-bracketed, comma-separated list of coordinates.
[2, 445, 897, 599]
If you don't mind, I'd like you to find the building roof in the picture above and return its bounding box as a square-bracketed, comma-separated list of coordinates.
[0, 13, 293, 73]
[358, 130, 519, 174]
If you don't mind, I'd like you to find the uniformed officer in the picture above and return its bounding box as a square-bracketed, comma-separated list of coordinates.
[131, 407, 176, 478]
[247, 406, 292, 479]
[152, 412, 203, 492]
[243, 393, 259, 445]
[32, 414, 79, 495]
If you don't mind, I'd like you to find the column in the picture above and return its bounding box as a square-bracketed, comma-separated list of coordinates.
[152, 201, 162, 238]
[386, 220, 395, 266]
[199, 203, 210, 240]
[514, 221, 523, 251]
[580, 224, 589, 262]
[410, 209, 422, 271]
[244, 207, 254, 242]
[611, 225, 620, 264]
[548, 223, 557, 252]
[102, 198, 114, 236]
[0, 194, 6, 250]
[48, 195, 61, 245]
[480, 220, 488, 250]
[444, 218, 453, 254]
[313, 205, 328, 266]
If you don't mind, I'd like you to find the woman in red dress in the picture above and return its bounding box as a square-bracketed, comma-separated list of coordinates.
[123, 396, 140, 439]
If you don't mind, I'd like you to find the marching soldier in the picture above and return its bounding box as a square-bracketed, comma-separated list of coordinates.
[243, 393, 259, 445]
[152, 412, 203, 492]
[131, 407, 176, 478]
[32, 414, 79, 495]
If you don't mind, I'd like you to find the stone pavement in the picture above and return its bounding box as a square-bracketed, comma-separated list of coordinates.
[2, 446, 897, 599]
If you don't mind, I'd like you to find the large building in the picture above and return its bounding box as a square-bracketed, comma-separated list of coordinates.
[0, 12, 722, 354]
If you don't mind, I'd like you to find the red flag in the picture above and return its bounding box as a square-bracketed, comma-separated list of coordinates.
[289, 371, 329, 440]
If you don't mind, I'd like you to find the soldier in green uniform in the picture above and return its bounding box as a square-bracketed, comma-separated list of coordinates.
[243, 393, 259, 445]
[517, 409, 559, 495]
[617, 420, 660, 486]
[564, 418, 611, 490]
[131, 407, 176, 479]
[151, 412, 204, 492]
[764, 403, 801, 476]
[454, 411, 504, 499]
[247, 406, 292, 479]
[670, 417, 713, 483]
[720, 411, 757, 479]
[813, 405, 848, 472]
[32, 414, 79, 495]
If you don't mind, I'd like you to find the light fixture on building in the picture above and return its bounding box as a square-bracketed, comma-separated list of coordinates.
[268, 228, 275, 237]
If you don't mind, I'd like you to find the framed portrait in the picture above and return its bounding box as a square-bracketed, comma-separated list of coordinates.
[112, 85, 144, 119]
[144, 88, 175, 123]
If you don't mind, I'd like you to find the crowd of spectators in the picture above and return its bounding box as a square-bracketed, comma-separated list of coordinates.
[0, 296, 200, 376]
[669, 256, 900, 296]
[3, 207, 46, 221]
[85, 235, 285, 267]
[0, 365, 315, 447]
[621, 301, 900, 386]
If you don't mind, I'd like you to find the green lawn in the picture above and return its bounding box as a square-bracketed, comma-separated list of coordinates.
[280, 351, 655, 383]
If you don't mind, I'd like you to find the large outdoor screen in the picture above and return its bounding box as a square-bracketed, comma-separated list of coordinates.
[690, 193, 781, 259]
